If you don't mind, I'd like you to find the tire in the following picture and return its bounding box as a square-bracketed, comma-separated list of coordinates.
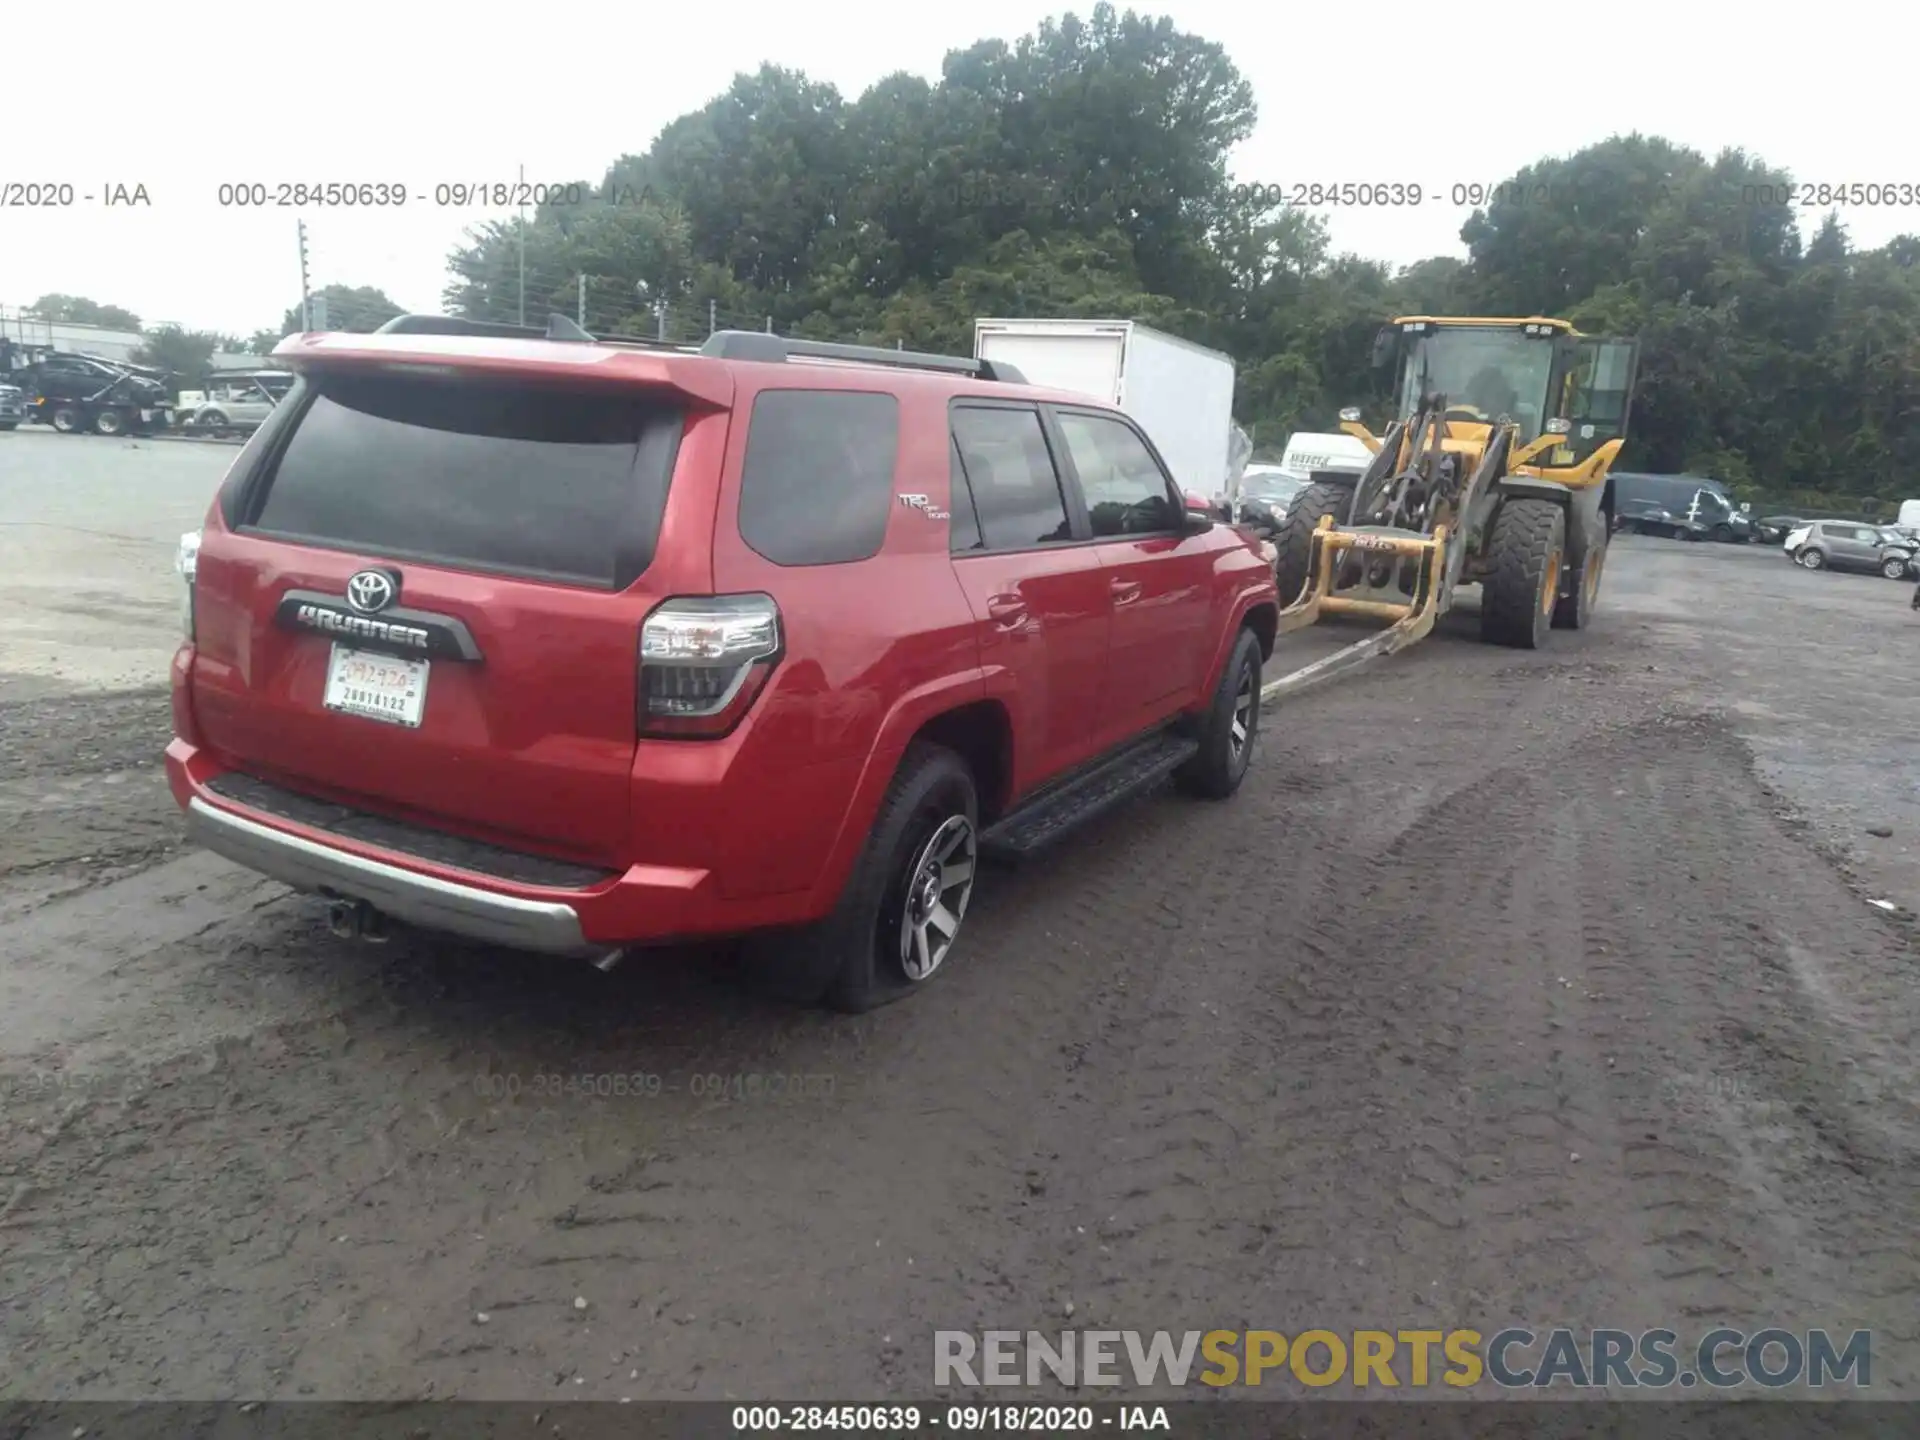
[1883, 556, 1910, 580]
[199, 410, 228, 436]
[1799, 547, 1826, 570]
[1271, 480, 1352, 605]
[1709, 524, 1732, 543]
[1480, 497, 1566, 650]
[1553, 519, 1608, 630]
[51, 406, 83, 434]
[744, 741, 979, 1014]
[92, 407, 128, 437]
[1175, 627, 1263, 799]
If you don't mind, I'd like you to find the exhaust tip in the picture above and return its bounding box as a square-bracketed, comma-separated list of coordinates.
[326, 897, 389, 943]
[589, 948, 627, 973]
[327, 899, 358, 940]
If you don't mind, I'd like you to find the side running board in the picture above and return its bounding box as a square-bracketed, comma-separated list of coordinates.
[980, 734, 1199, 862]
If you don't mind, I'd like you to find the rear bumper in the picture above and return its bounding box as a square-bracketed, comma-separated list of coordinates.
[165, 738, 831, 954]
[185, 796, 597, 956]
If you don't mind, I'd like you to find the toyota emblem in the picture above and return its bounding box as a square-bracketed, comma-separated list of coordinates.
[345, 569, 398, 614]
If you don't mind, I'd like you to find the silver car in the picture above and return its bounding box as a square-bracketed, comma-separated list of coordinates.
[182, 373, 288, 435]
[1788, 520, 1918, 579]
[0, 383, 22, 429]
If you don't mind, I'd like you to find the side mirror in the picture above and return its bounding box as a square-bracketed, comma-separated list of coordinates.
[1181, 494, 1214, 534]
[1370, 326, 1397, 370]
[1184, 490, 1212, 513]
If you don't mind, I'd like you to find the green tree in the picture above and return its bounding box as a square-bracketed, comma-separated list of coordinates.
[29, 294, 143, 330]
[267, 284, 406, 342]
[131, 326, 234, 387]
[421, 11, 1919, 507]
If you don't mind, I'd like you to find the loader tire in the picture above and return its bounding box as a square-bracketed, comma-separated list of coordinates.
[1480, 498, 1565, 650]
[1272, 481, 1352, 606]
[1553, 520, 1607, 630]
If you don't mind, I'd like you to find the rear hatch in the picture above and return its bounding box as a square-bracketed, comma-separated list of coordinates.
[189, 348, 724, 864]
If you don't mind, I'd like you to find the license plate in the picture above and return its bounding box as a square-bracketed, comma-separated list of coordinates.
[323, 644, 428, 727]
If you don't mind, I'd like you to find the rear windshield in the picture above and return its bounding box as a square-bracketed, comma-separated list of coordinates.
[246, 371, 683, 588]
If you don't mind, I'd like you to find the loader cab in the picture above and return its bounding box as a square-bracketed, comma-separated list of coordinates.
[1372, 318, 1639, 467]
[1381, 319, 1562, 444]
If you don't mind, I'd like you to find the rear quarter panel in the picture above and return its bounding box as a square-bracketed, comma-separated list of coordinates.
[706, 377, 983, 903]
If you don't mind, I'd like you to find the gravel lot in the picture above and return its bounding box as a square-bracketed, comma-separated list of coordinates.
[2, 426, 1917, 1403]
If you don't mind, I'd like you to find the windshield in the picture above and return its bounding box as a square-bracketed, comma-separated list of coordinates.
[1397, 328, 1556, 442]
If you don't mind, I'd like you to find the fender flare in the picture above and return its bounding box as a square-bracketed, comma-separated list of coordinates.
[805, 668, 994, 911]
[1195, 585, 1282, 704]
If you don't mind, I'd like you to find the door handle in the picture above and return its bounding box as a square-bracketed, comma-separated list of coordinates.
[985, 594, 1028, 629]
[1110, 578, 1143, 604]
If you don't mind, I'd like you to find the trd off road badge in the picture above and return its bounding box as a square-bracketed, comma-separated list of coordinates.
[898, 493, 951, 522]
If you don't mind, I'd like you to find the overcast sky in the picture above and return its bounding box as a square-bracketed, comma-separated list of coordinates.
[2, 0, 1908, 338]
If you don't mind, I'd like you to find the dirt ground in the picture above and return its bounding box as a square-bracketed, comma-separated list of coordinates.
[2, 427, 1917, 1403]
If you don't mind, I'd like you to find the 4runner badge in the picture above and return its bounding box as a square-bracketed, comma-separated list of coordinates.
[897, 493, 950, 521]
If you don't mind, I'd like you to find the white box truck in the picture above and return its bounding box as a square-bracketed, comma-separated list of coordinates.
[972, 318, 1236, 500]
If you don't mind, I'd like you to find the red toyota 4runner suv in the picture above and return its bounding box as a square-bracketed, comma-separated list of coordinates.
[166, 317, 1280, 1010]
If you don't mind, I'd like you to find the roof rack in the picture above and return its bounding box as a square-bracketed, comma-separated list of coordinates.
[699, 330, 1028, 384]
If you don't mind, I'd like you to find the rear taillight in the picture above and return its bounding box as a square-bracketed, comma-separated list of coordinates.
[638, 594, 782, 738]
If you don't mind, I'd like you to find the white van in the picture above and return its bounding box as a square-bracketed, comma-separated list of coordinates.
[1898, 499, 1920, 530]
[1280, 430, 1373, 480]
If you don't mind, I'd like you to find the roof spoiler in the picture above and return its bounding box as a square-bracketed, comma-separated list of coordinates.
[373, 313, 691, 352]
[376, 312, 616, 342]
[368, 315, 1030, 382]
[700, 330, 1028, 384]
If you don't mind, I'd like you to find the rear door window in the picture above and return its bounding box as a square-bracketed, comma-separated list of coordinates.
[737, 389, 900, 567]
[950, 405, 1075, 550]
[246, 372, 683, 589]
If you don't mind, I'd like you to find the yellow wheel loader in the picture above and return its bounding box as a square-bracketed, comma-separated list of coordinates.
[1263, 315, 1640, 702]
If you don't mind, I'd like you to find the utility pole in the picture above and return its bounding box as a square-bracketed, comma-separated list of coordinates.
[656, 297, 667, 341]
[578, 273, 586, 329]
[298, 220, 312, 332]
[516, 162, 527, 327]
[709, 298, 717, 336]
